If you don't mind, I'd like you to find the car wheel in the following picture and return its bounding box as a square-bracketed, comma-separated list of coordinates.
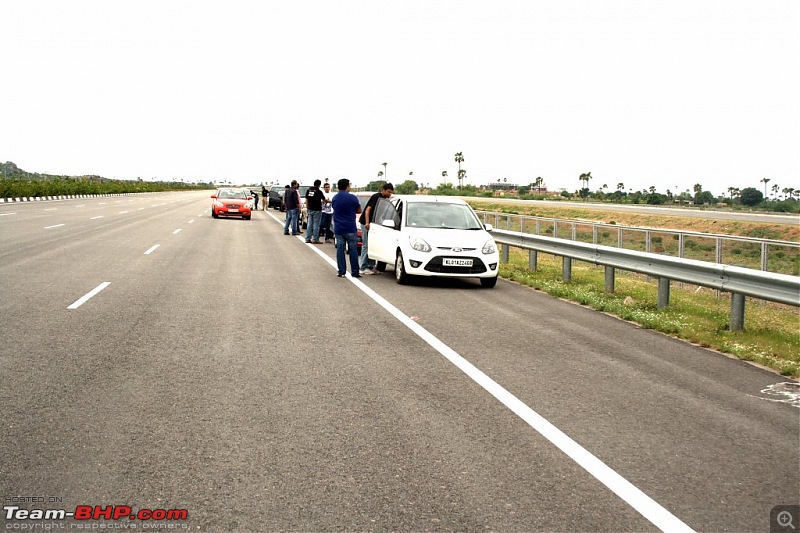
[395, 251, 409, 285]
[375, 261, 386, 273]
[480, 275, 498, 288]
[211, 208, 218, 219]
[244, 215, 251, 220]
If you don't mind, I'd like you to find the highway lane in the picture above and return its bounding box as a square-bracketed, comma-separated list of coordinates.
[1, 191, 797, 531]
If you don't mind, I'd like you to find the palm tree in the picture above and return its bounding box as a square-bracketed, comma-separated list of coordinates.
[533, 176, 543, 193]
[771, 183, 779, 200]
[454, 152, 464, 188]
[377, 171, 383, 178]
[578, 172, 592, 198]
[441, 170, 448, 186]
[382, 162, 388, 180]
[760, 177, 771, 199]
[458, 169, 466, 188]
[616, 182, 625, 192]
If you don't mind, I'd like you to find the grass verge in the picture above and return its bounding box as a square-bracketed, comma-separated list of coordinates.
[501, 250, 800, 378]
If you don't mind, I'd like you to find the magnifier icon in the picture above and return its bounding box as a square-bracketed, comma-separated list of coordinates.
[778, 510, 796, 529]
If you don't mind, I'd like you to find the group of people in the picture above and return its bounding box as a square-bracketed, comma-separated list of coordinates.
[266, 178, 394, 278]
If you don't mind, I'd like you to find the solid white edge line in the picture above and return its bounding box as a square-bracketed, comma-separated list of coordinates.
[67, 282, 111, 309]
[292, 215, 694, 533]
[44, 224, 65, 229]
[173, 228, 182, 234]
[144, 244, 160, 255]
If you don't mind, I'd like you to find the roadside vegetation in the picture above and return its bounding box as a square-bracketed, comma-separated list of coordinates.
[1, 161, 211, 197]
[474, 201, 800, 378]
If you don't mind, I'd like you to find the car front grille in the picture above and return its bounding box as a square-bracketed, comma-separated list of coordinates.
[424, 256, 487, 274]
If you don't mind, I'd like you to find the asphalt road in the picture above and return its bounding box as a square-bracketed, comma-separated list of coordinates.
[1, 191, 798, 532]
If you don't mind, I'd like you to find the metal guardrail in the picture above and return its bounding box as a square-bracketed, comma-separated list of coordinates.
[476, 210, 800, 275]
[491, 229, 800, 331]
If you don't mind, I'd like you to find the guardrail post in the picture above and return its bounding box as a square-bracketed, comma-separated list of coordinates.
[657, 277, 670, 309]
[528, 250, 538, 271]
[562, 257, 572, 282]
[501, 244, 509, 263]
[730, 294, 745, 331]
[604, 266, 615, 293]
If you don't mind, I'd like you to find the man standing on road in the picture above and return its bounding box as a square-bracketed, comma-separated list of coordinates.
[283, 180, 301, 235]
[318, 182, 334, 243]
[304, 179, 325, 244]
[262, 185, 269, 210]
[359, 182, 394, 275]
[331, 178, 362, 278]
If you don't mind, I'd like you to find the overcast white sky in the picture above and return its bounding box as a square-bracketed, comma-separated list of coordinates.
[2, 1, 798, 195]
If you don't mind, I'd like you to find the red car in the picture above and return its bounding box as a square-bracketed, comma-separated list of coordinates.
[211, 188, 253, 220]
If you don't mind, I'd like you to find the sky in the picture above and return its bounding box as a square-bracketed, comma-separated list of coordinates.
[1, 0, 798, 196]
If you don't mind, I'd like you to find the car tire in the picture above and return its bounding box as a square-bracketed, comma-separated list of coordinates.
[375, 261, 386, 273]
[480, 275, 498, 288]
[395, 251, 410, 285]
[211, 209, 218, 219]
[244, 215, 251, 220]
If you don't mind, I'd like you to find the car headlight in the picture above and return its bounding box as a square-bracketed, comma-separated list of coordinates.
[409, 236, 431, 253]
[214, 200, 224, 207]
[482, 238, 497, 254]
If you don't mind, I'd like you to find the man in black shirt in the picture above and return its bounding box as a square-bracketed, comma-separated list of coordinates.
[304, 179, 326, 243]
[359, 182, 394, 274]
[283, 181, 301, 235]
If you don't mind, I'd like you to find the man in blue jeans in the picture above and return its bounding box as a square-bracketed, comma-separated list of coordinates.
[331, 178, 362, 278]
[304, 179, 325, 243]
[283, 180, 301, 235]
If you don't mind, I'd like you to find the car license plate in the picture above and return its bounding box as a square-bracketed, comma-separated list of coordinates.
[228, 208, 238, 213]
[443, 258, 473, 267]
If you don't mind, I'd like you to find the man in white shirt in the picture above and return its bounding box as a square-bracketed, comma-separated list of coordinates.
[318, 182, 334, 243]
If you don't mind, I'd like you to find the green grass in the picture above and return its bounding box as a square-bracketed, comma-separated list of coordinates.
[500, 250, 800, 377]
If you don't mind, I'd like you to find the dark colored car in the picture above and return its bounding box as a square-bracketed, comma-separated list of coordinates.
[267, 188, 285, 210]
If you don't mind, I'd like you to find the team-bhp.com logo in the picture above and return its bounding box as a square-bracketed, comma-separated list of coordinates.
[4, 504, 188, 522]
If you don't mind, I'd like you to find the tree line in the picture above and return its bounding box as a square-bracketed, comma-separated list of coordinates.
[1, 161, 212, 197]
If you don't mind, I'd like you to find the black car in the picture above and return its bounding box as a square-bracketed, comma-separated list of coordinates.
[268, 188, 285, 211]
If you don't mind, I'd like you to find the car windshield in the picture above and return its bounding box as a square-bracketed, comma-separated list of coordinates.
[218, 189, 247, 199]
[406, 202, 483, 230]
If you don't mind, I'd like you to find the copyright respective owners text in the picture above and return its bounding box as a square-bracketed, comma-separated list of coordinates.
[3, 497, 191, 530]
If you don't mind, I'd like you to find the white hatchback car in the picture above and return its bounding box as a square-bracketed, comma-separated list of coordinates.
[367, 196, 500, 287]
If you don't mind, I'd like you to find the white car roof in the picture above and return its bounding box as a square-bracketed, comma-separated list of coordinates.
[395, 195, 469, 205]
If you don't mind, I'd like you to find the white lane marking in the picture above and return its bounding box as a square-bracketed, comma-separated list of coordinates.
[67, 282, 111, 309]
[44, 208, 57, 211]
[75, 204, 85, 208]
[749, 382, 800, 408]
[0, 213, 16, 216]
[44, 224, 65, 229]
[173, 229, 182, 235]
[144, 244, 160, 255]
[91, 216, 104, 220]
[138, 207, 145, 210]
[298, 230, 694, 533]
[188, 219, 195, 223]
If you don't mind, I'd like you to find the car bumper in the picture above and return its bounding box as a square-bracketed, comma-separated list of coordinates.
[403, 253, 499, 278]
[216, 209, 251, 217]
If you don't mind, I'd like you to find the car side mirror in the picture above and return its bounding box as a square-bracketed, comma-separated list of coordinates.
[211, 194, 217, 199]
[484, 223, 493, 232]
[247, 196, 253, 200]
